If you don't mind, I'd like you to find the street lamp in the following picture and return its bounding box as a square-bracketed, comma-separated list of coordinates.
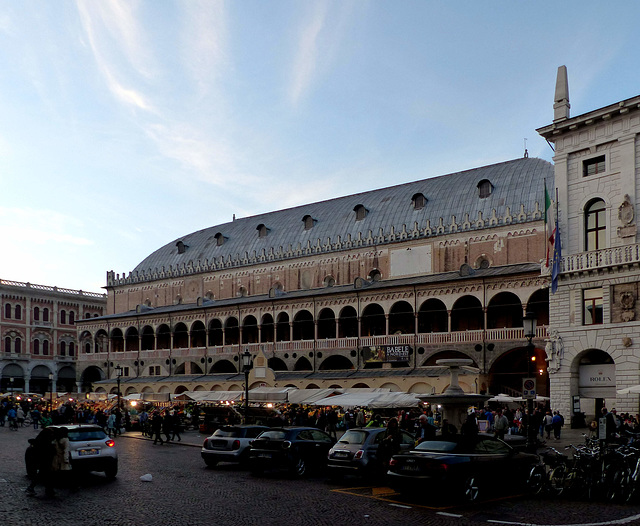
[115, 365, 123, 412]
[242, 350, 253, 424]
[523, 311, 537, 451]
[48, 373, 53, 412]
[9, 377, 14, 398]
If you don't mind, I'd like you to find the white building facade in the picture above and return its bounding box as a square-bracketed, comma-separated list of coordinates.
[538, 66, 640, 422]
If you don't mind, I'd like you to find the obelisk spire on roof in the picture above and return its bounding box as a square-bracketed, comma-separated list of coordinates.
[553, 65, 570, 122]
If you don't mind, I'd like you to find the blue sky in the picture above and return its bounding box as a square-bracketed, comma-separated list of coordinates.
[1, 1, 639, 293]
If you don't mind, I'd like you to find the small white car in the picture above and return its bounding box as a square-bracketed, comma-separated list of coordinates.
[201, 424, 269, 467]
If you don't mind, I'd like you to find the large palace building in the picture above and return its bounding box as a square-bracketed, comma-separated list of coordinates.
[75, 157, 553, 402]
[0, 279, 106, 394]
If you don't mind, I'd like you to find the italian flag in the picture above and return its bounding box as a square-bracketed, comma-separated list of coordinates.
[545, 185, 556, 267]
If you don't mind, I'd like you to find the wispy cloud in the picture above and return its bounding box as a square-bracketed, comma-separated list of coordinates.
[75, 0, 154, 112]
[289, 3, 329, 106]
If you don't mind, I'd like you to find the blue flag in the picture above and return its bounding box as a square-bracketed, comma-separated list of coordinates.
[551, 224, 561, 294]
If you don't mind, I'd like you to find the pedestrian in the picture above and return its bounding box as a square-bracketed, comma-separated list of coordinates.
[355, 408, 365, 428]
[17, 406, 26, 427]
[152, 411, 164, 445]
[494, 409, 509, 440]
[31, 407, 41, 429]
[52, 427, 72, 487]
[366, 414, 383, 428]
[7, 406, 17, 430]
[106, 411, 116, 438]
[543, 411, 553, 439]
[25, 427, 57, 498]
[552, 411, 563, 440]
[377, 417, 402, 471]
[326, 408, 337, 440]
[162, 410, 173, 443]
[415, 414, 437, 443]
[171, 411, 182, 442]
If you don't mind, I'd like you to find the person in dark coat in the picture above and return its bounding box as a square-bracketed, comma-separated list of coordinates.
[151, 411, 164, 445]
[162, 410, 173, 443]
[415, 414, 437, 443]
[25, 427, 57, 497]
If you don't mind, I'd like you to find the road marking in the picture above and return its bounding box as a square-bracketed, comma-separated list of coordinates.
[438, 512, 463, 518]
[388, 503, 412, 509]
[486, 513, 640, 526]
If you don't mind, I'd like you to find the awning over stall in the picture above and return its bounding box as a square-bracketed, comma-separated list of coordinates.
[311, 391, 421, 409]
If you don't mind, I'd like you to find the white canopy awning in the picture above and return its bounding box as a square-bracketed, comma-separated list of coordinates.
[174, 391, 243, 402]
[617, 385, 640, 395]
[311, 391, 421, 409]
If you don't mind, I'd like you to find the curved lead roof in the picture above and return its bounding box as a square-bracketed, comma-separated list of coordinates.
[132, 157, 553, 277]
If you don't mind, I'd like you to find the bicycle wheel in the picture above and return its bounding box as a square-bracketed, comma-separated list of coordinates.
[548, 465, 567, 497]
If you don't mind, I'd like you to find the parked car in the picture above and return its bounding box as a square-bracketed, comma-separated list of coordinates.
[25, 424, 118, 479]
[327, 427, 416, 479]
[247, 426, 336, 477]
[201, 424, 270, 467]
[387, 435, 539, 502]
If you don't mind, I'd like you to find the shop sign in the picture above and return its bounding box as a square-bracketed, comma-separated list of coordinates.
[362, 345, 411, 363]
[579, 364, 616, 387]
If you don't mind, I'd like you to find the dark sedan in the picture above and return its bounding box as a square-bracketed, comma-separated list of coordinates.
[247, 427, 335, 477]
[327, 427, 416, 479]
[387, 435, 539, 502]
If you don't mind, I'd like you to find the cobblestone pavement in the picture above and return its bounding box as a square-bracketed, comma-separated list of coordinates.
[2, 424, 640, 526]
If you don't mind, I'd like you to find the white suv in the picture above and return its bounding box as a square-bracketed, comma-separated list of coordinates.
[27, 424, 119, 479]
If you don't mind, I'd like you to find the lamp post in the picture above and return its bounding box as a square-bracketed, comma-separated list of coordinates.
[48, 373, 53, 412]
[115, 365, 123, 412]
[9, 377, 14, 398]
[242, 349, 253, 424]
[523, 311, 537, 451]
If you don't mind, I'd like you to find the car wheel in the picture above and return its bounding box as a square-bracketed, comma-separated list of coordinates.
[204, 458, 218, 468]
[104, 462, 118, 480]
[527, 465, 546, 496]
[290, 456, 307, 478]
[462, 475, 480, 503]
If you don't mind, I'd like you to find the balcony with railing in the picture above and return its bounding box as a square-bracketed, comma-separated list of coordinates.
[562, 243, 640, 274]
[78, 325, 548, 362]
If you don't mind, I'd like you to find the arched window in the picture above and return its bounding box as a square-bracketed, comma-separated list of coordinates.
[4, 337, 10, 353]
[85, 343, 91, 354]
[69, 311, 75, 325]
[15, 305, 21, 320]
[43, 340, 49, 355]
[14, 338, 21, 353]
[60, 310, 67, 325]
[33, 339, 40, 355]
[4, 303, 11, 319]
[256, 224, 269, 238]
[69, 342, 75, 356]
[477, 179, 493, 198]
[43, 308, 49, 322]
[585, 199, 606, 251]
[60, 341, 67, 356]
[302, 215, 316, 230]
[34, 307, 40, 321]
[412, 193, 427, 210]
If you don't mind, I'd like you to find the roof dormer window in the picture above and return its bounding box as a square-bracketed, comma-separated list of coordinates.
[353, 204, 368, 221]
[214, 232, 226, 246]
[302, 215, 316, 230]
[257, 224, 269, 238]
[176, 240, 188, 254]
[412, 193, 427, 210]
[477, 179, 493, 199]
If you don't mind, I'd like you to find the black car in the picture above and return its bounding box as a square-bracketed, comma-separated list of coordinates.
[247, 426, 336, 477]
[387, 435, 539, 502]
[327, 427, 416, 479]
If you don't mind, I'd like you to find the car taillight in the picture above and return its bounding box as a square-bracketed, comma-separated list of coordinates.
[232, 440, 240, 450]
[282, 440, 291, 450]
[105, 440, 115, 448]
[354, 450, 364, 460]
[389, 458, 397, 467]
[203, 439, 209, 448]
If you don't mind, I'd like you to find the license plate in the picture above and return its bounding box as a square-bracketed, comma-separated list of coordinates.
[79, 449, 99, 456]
[402, 465, 419, 472]
[334, 451, 349, 458]
[257, 452, 272, 459]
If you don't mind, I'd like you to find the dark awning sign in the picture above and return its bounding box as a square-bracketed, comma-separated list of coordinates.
[363, 345, 411, 363]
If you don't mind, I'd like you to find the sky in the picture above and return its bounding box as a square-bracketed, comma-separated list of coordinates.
[1, 1, 640, 294]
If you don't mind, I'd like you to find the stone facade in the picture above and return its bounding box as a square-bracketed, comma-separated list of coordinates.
[538, 66, 640, 421]
[0, 279, 107, 394]
[76, 159, 553, 398]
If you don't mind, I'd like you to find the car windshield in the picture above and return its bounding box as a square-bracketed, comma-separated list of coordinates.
[256, 430, 287, 440]
[67, 429, 108, 442]
[213, 427, 241, 438]
[338, 430, 368, 445]
[414, 440, 458, 452]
